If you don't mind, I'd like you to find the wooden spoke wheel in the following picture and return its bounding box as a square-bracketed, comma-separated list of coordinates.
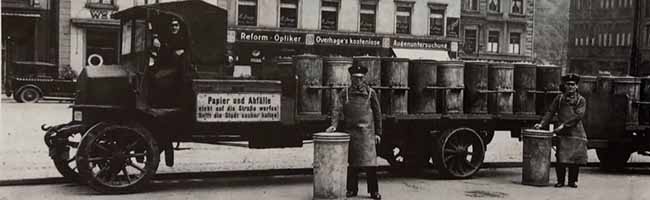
[433, 128, 485, 179]
[19, 87, 41, 103]
[50, 130, 83, 180]
[77, 123, 159, 194]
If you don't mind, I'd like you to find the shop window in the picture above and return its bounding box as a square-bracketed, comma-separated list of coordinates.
[488, 0, 500, 12]
[280, 0, 298, 28]
[512, 0, 523, 14]
[429, 4, 446, 36]
[86, 29, 118, 66]
[509, 32, 520, 54]
[321, 0, 339, 31]
[395, 2, 413, 34]
[487, 31, 499, 53]
[464, 0, 478, 11]
[359, 1, 377, 33]
[464, 29, 477, 54]
[238, 0, 257, 26]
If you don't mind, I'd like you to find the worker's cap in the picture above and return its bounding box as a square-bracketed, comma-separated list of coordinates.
[348, 66, 368, 77]
[561, 74, 580, 83]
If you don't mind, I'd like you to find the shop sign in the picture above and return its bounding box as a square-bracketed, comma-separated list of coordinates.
[313, 34, 382, 47]
[89, 9, 113, 19]
[391, 38, 448, 49]
[236, 30, 304, 44]
[196, 93, 281, 122]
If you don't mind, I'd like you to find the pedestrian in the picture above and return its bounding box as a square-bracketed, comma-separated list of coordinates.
[326, 65, 382, 199]
[534, 74, 588, 188]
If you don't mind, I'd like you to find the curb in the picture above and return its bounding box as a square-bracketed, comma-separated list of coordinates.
[1, 162, 647, 187]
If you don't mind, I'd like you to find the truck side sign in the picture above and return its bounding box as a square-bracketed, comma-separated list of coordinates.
[196, 93, 281, 122]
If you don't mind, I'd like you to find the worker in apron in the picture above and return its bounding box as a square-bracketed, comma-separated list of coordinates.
[535, 74, 588, 188]
[326, 65, 382, 199]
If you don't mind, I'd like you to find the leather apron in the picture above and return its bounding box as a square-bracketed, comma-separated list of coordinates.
[555, 94, 588, 165]
[342, 89, 378, 167]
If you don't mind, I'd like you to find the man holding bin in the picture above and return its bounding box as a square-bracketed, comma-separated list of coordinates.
[326, 65, 382, 199]
[535, 74, 588, 188]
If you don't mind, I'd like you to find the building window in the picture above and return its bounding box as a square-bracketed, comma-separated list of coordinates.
[134, 0, 158, 5]
[88, 0, 113, 4]
[395, 2, 413, 34]
[488, 0, 500, 12]
[359, 1, 377, 33]
[488, 31, 499, 53]
[646, 0, 650, 17]
[646, 26, 650, 46]
[238, 0, 257, 26]
[628, 33, 632, 46]
[509, 32, 521, 54]
[607, 33, 614, 47]
[577, 0, 582, 9]
[464, 29, 477, 54]
[429, 5, 445, 36]
[512, 0, 523, 14]
[598, 34, 602, 46]
[86, 29, 118, 65]
[465, 0, 478, 11]
[321, 0, 339, 31]
[280, 0, 298, 28]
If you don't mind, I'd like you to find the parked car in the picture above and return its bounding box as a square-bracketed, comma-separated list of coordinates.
[4, 61, 76, 103]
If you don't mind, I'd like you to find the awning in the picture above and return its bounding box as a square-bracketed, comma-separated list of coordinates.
[71, 18, 120, 29]
[1, 9, 41, 18]
[391, 48, 450, 61]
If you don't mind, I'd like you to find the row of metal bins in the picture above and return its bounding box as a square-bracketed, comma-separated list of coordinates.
[409, 61, 562, 115]
[578, 76, 650, 138]
[293, 54, 564, 116]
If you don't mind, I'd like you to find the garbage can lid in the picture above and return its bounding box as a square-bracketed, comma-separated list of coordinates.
[522, 129, 553, 138]
[314, 132, 350, 142]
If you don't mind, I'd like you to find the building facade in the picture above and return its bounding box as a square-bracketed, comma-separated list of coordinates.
[567, 0, 637, 76]
[459, 0, 535, 62]
[56, 0, 460, 75]
[223, 0, 462, 73]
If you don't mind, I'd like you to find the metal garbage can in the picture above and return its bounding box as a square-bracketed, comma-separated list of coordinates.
[522, 129, 553, 186]
[313, 132, 350, 200]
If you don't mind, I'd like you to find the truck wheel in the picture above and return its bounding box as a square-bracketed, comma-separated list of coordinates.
[76, 123, 159, 194]
[433, 127, 485, 179]
[596, 147, 631, 171]
[19, 87, 41, 103]
[51, 131, 82, 181]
